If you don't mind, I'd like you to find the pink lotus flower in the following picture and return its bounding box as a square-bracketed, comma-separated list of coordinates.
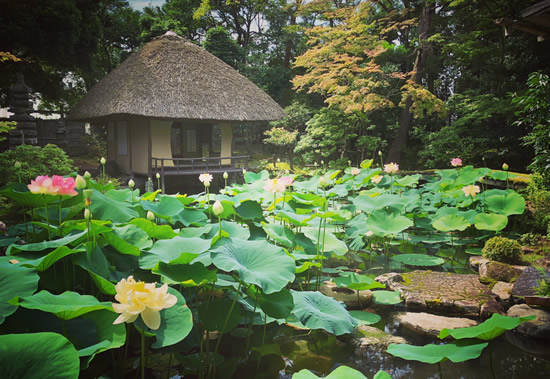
[28, 175, 58, 195]
[384, 163, 399, 174]
[278, 176, 294, 187]
[451, 158, 463, 167]
[264, 178, 287, 193]
[351, 167, 361, 176]
[462, 185, 480, 198]
[52, 175, 78, 196]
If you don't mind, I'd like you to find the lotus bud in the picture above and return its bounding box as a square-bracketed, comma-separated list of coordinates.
[365, 231, 373, 237]
[314, 162, 318, 167]
[75, 175, 86, 190]
[321, 160, 324, 165]
[348, 160, 352, 166]
[156, 173, 160, 179]
[213, 200, 224, 216]
[108, 180, 112, 183]
[223, 172, 228, 179]
[84, 208, 91, 220]
[242, 169, 246, 175]
[378, 150, 382, 156]
[277, 158, 281, 163]
[14, 161, 21, 169]
[84, 171, 91, 179]
[100, 157, 106, 165]
[502, 163, 509, 171]
[319, 176, 327, 187]
[128, 179, 135, 188]
[147, 211, 155, 221]
[83, 189, 93, 199]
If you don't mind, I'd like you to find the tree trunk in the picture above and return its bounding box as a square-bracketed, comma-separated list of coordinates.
[387, 2, 435, 164]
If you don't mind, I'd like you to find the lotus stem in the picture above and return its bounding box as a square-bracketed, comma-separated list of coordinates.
[438, 361, 443, 378]
[256, 313, 268, 370]
[141, 319, 146, 379]
[58, 195, 62, 228]
[214, 282, 242, 355]
[42, 194, 51, 239]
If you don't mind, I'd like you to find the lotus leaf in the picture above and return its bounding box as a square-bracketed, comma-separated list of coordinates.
[153, 261, 216, 287]
[198, 298, 241, 333]
[304, 228, 348, 256]
[372, 290, 402, 305]
[474, 213, 508, 231]
[90, 190, 139, 223]
[292, 365, 367, 379]
[139, 236, 210, 269]
[290, 291, 356, 335]
[484, 192, 525, 216]
[349, 310, 381, 325]
[367, 210, 414, 236]
[392, 254, 445, 266]
[439, 313, 536, 340]
[0, 332, 80, 379]
[432, 214, 470, 232]
[387, 340, 488, 363]
[210, 238, 295, 294]
[150, 288, 193, 348]
[263, 223, 295, 248]
[140, 195, 184, 222]
[0, 260, 40, 324]
[14, 290, 112, 320]
[235, 200, 265, 220]
[333, 273, 385, 291]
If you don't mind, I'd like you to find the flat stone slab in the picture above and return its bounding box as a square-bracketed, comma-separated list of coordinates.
[320, 282, 372, 310]
[375, 270, 500, 317]
[392, 312, 478, 337]
[507, 304, 550, 341]
[351, 325, 408, 358]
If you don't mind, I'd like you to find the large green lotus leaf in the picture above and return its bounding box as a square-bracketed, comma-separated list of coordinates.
[353, 193, 409, 213]
[72, 244, 116, 295]
[244, 170, 270, 183]
[151, 288, 193, 348]
[303, 228, 348, 256]
[198, 298, 241, 333]
[474, 213, 508, 231]
[305, 210, 350, 222]
[90, 190, 139, 223]
[349, 310, 381, 326]
[179, 225, 212, 238]
[291, 192, 326, 207]
[290, 290, 356, 336]
[454, 166, 487, 187]
[367, 210, 414, 236]
[292, 365, 367, 379]
[17, 246, 84, 272]
[275, 210, 311, 226]
[484, 192, 525, 216]
[15, 290, 112, 320]
[7, 229, 87, 255]
[395, 174, 422, 187]
[432, 214, 470, 232]
[372, 290, 402, 305]
[360, 159, 373, 169]
[259, 289, 294, 319]
[206, 221, 250, 240]
[292, 175, 321, 193]
[128, 218, 178, 239]
[0, 260, 40, 324]
[172, 208, 208, 227]
[0, 332, 79, 379]
[387, 340, 488, 363]
[263, 223, 295, 248]
[328, 183, 349, 197]
[78, 309, 126, 366]
[102, 224, 151, 256]
[139, 236, 211, 269]
[392, 254, 445, 267]
[0, 183, 59, 207]
[235, 200, 265, 221]
[210, 238, 295, 294]
[153, 261, 217, 287]
[140, 195, 183, 223]
[209, 200, 236, 219]
[333, 273, 385, 291]
[439, 313, 536, 340]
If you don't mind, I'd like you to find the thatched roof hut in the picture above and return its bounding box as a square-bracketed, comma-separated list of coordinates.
[67, 32, 284, 184]
[68, 32, 284, 122]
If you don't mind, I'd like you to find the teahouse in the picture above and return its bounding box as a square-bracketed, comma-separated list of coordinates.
[68, 31, 284, 188]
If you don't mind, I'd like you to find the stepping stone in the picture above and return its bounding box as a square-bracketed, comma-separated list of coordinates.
[320, 282, 372, 310]
[375, 270, 501, 317]
[507, 304, 550, 341]
[391, 312, 478, 337]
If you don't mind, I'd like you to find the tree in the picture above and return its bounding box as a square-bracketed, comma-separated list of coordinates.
[203, 26, 244, 68]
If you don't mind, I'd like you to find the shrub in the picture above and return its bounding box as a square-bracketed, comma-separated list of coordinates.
[517, 174, 550, 235]
[482, 236, 522, 264]
[0, 144, 76, 187]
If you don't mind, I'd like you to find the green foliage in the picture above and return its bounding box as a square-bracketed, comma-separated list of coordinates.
[535, 266, 550, 297]
[203, 26, 244, 69]
[517, 174, 550, 235]
[482, 236, 522, 264]
[0, 121, 15, 142]
[512, 72, 550, 184]
[0, 144, 76, 187]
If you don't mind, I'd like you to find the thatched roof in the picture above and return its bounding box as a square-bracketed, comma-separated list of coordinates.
[68, 33, 284, 123]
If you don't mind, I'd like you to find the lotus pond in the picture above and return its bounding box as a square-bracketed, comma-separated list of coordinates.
[0, 161, 548, 378]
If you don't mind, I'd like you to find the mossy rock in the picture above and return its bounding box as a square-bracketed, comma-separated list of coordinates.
[479, 261, 518, 283]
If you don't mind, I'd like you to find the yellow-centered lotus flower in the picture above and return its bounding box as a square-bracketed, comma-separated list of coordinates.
[112, 276, 177, 330]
